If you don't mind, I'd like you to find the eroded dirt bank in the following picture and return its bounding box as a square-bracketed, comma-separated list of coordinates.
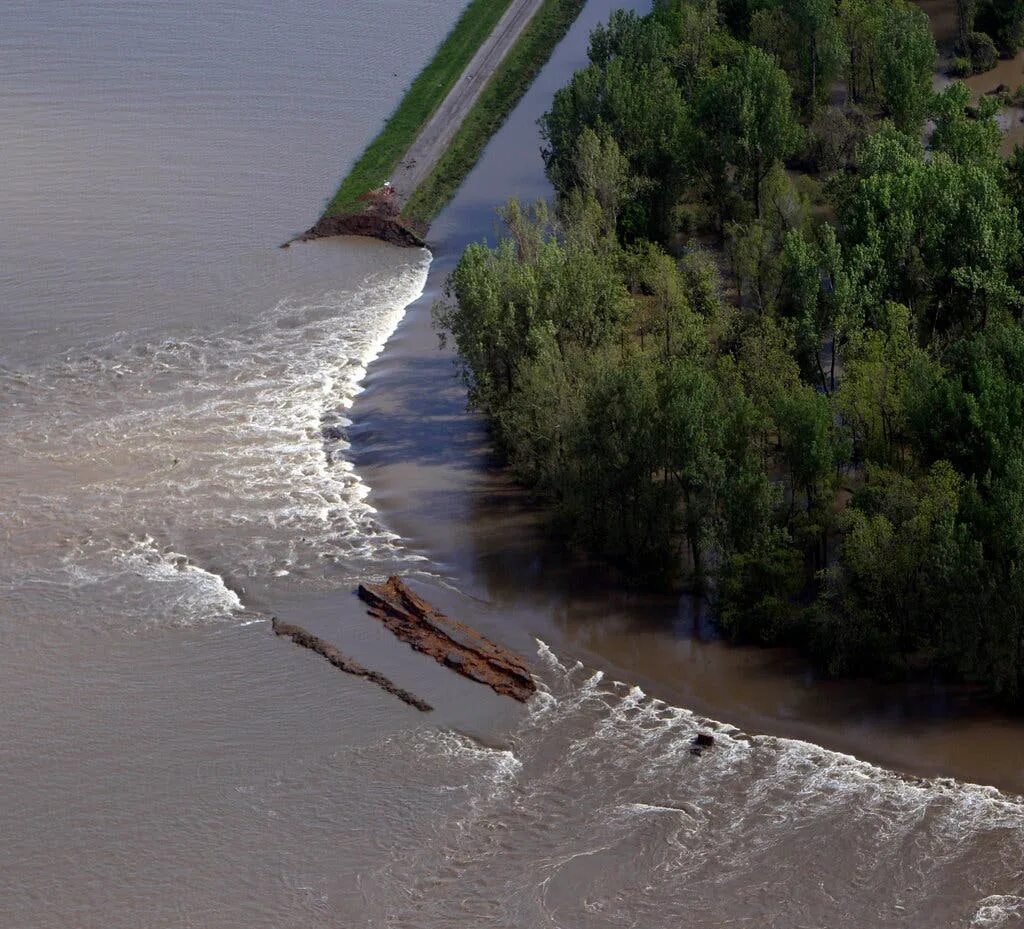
[294, 211, 425, 248]
[288, 187, 426, 248]
[359, 577, 537, 702]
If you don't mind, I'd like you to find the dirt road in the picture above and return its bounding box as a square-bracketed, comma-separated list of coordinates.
[389, 0, 546, 203]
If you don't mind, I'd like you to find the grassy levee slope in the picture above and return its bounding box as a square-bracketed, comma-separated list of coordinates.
[324, 0, 514, 218]
[404, 0, 586, 224]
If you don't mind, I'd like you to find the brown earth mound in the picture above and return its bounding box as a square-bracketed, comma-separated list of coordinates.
[357, 577, 537, 702]
[292, 212, 425, 248]
[287, 187, 427, 248]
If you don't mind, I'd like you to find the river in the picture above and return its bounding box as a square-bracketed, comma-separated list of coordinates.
[1, 1, 1023, 927]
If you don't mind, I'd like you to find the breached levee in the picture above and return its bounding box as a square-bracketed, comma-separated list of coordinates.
[271, 617, 433, 711]
[298, 0, 584, 247]
[288, 186, 426, 249]
[295, 210, 425, 248]
[358, 576, 537, 701]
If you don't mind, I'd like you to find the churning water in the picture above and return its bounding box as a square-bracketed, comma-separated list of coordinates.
[2, 1, 1023, 926]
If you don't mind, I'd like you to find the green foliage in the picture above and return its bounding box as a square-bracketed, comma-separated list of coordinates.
[839, 0, 885, 105]
[907, 321, 1024, 481]
[540, 9, 688, 238]
[778, 222, 849, 389]
[835, 301, 919, 466]
[695, 46, 803, 217]
[718, 529, 804, 643]
[750, 0, 846, 112]
[976, 0, 1024, 55]
[775, 380, 845, 508]
[821, 462, 981, 674]
[834, 125, 1022, 337]
[951, 57, 974, 78]
[440, 2, 1024, 704]
[965, 29, 999, 73]
[1004, 144, 1024, 239]
[955, 0, 979, 51]
[439, 200, 782, 585]
[876, 2, 936, 132]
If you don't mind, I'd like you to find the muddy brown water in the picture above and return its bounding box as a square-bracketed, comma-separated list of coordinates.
[919, 0, 1024, 152]
[2, 0, 1023, 927]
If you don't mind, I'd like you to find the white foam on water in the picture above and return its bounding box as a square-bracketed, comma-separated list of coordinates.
[112, 535, 244, 626]
[429, 729, 523, 792]
[369, 639, 1024, 927]
[972, 895, 1024, 927]
[1, 251, 432, 630]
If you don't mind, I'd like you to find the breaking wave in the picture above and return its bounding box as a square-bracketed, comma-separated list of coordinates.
[364, 640, 1024, 928]
[0, 252, 431, 630]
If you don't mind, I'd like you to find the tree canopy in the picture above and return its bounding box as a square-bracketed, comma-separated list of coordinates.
[439, 0, 1024, 705]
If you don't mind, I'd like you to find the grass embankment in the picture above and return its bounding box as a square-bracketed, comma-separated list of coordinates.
[404, 0, 586, 224]
[324, 0, 514, 217]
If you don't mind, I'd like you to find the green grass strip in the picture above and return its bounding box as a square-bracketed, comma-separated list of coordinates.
[324, 0, 515, 217]
[404, 0, 586, 224]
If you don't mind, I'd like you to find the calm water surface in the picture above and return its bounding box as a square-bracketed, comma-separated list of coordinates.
[2, 1, 1024, 927]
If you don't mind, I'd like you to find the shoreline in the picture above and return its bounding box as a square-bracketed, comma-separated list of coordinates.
[347, 0, 1024, 796]
[302, 0, 585, 248]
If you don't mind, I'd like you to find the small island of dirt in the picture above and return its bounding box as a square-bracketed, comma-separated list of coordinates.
[358, 576, 537, 702]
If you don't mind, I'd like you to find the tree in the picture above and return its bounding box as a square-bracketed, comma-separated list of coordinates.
[727, 218, 782, 311]
[559, 127, 645, 245]
[956, 0, 978, 52]
[636, 249, 703, 360]
[835, 126, 1022, 338]
[657, 358, 725, 579]
[696, 46, 803, 217]
[930, 82, 1003, 166]
[976, 0, 1024, 55]
[907, 321, 1024, 481]
[877, 2, 937, 132]
[835, 301, 919, 467]
[779, 226, 832, 389]
[823, 462, 980, 673]
[1004, 144, 1024, 243]
[563, 355, 684, 581]
[718, 529, 805, 642]
[437, 200, 628, 433]
[751, 0, 846, 111]
[839, 0, 884, 104]
[775, 381, 842, 514]
[541, 16, 688, 237]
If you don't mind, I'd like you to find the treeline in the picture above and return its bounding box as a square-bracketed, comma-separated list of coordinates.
[436, 0, 1024, 703]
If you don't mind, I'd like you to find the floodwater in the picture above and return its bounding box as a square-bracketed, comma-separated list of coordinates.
[919, 0, 1024, 152]
[2, 1, 1023, 927]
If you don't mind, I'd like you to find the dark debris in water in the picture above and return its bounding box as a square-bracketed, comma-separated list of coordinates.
[271, 617, 432, 712]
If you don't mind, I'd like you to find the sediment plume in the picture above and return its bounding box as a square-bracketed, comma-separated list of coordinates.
[357, 577, 537, 702]
[271, 617, 433, 712]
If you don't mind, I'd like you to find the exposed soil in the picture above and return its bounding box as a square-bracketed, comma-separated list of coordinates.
[271, 616, 433, 711]
[358, 577, 537, 702]
[285, 186, 426, 248]
[299, 213, 424, 247]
